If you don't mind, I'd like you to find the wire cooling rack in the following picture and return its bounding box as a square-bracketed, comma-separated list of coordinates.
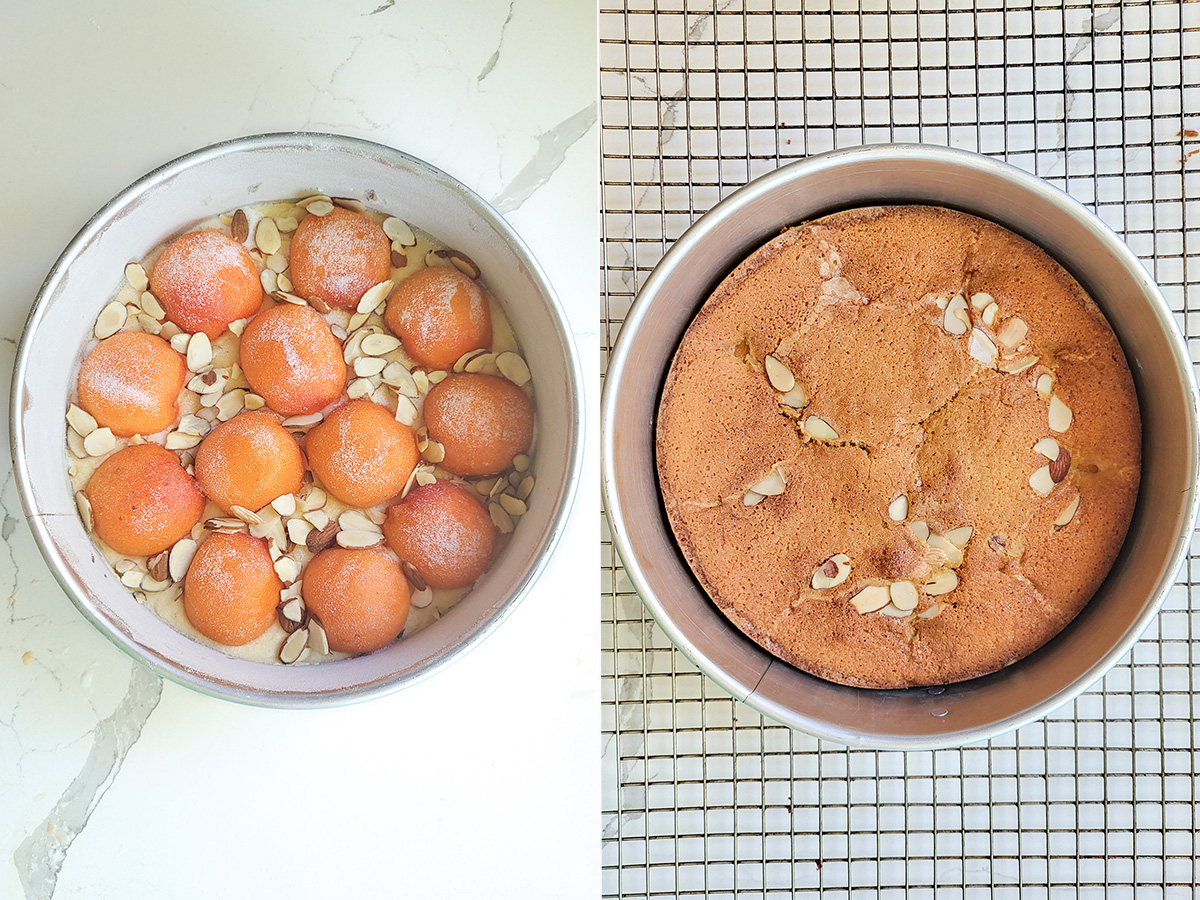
[600, 2, 1200, 896]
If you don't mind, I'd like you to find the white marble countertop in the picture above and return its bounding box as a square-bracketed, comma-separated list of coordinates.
[0, 2, 597, 898]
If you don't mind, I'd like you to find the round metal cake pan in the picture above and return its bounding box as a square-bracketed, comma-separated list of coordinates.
[11, 132, 584, 707]
[602, 143, 1200, 750]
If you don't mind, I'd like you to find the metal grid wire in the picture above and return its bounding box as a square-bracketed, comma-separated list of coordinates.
[600, 2, 1200, 896]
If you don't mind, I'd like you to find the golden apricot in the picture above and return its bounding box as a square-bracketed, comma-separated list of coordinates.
[148, 230, 263, 337]
[383, 480, 496, 589]
[305, 399, 419, 508]
[76, 332, 186, 437]
[193, 410, 306, 515]
[302, 548, 410, 654]
[423, 373, 534, 476]
[84, 443, 207, 556]
[289, 207, 391, 309]
[384, 265, 492, 370]
[238, 304, 347, 416]
[183, 532, 281, 646]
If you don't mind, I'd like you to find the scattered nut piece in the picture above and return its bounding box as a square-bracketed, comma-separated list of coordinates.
[926, 534, 964, 568]
[279, 628, 309, 664]
[942, 294, 970, 336]
[75, 491, 93, 531]
[496, 352, 531, 386]
[1048, 393, 1073, 433]
[305, 200, 335, 216]
[498, 493, 527, 517]
[140, 291, 166, 321]
[1033, 437, 1060, 460]
[274, 556, 300, 585]
[968, 327, 998, 367]
[205, 517, 248, 534]
[1054, 494, 1081, 528]
[338, 510, 380, 534]
[94, 301, 127, 339]
[909, 520, 930, 542]
[1000, 354, 1037, 374]
[124, 262, 149, 292]
[307, 616, 330, 655]
[336, 529, 384, 549]
[945, 526, 974, 548]
[779, 385, 809, 409]
[887, 495, 908, 522]
[802, 416, 839, 442]
[421, 440, 446, 464]
[244, 393, 266, 410]
[280, 596, 304, 625]
[748, 468, 785, 497]
[382, 217, 416, 247]
[409, 587, 435, 609]
[764, 354, 795, 392]
[996, 316, 1028, 350]
[918, 603, 943, 619]
[1035, 372, 1054, 400]
[121, 569, 145, 589]
[360, 333, 402, 356]
[516, 474, 535, 501]
[981, 302, 999, 327]
[270, 494, 297, 516]
[1029, 465, 1055, 497]
[286, 517, 313, 545]
[83, 427, 116, 457]
[355, 279, 394, 315]
[282, 413, 323, 429]
[186, 332, 213, 372]
[810, 554, 851, 590]
[353, 356, 387, 378]
[489, 502, 515, 534]
[66, 404, 98, 438]
[169, 538, 198, 581]
[924, 569, 959, 596]
[969, 291, 995, 311]
[1049, 446, 1071, 483]
[402, 560, 427, 592]
[306, 521, 340, 553]
[231, 209, 250, 243]
[850, 585, 891, 615]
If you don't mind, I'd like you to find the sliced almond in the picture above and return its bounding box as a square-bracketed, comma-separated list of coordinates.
[163, 431, 200, 451]
[355, 279, 394, 315]
[120, 569, 145, 589]
[969, 291, 995, 311]
[850, 585, 891, 615]
[779, 385, 809, 409]
[392, 393, 418, 427]
[918, 602, 944, 619]
[124, 262, 149, 292]
[810, 553, 851, 590]
[178, 415, 210, 437]
[1000, 354, 1037, 374]
[742, 491, 765, 508]
[265, 252, 288, 275]
[253, 216, 282, 255]
[1049, 446, 1071, 483]
[968, 327, 998, 367]
[453, 348, 488, 373]
[286, 517, 313, 545]
[392, 249, 408, 268]
[887, 494, 908, 522]
[924, 569, 959, 596]
[282, 413, 323, 429]
[996, 316, 1028, 350]
[140, 291, 166, 321]
[205, 516, 248, 534]
[279, 596, 305, 625]
[168, 538, 198, 581]
[499, 493, 527, 517]
[909, 520, 930, 542]
[1054, 494, 1081, 528]
[1033, 437, 1060, 460]
[1036, 372, 1054, 400]
[83, 427, 116, 457]
[361, 333, 403, 356]
[981, 302, 999, 327]
[409, 587, 434, 609]
[272, 556, 299, 585]
[942, 294, 969, 336]
[336, 529, 383, 549]
[382, 216, 417, 247]
[764, 354, 795, 392]
[186, 332, 213, 372]
[305, 199, 334, 216]
[170, 332, 191, 353]
[402, 560, 428, 592]
[270, 494, 297, 516]
[489, 502, 515, 534]
[301, 487, 328, 512]
[802, 416, 839, 442]
[1048, 394, 1073, 433]
[244, 393, 266, 410]
[66, 404, 98, 437]
[415, 469, 437, 487]
[137, 313, 163, 335]
[517, 474, 535, 501]
[1029, 465, 1055, 497]
[748, 468, 785, 497]
[878, 602, 911, 618]
[338, 510, 381, 533]
[94, 301, 127, 339]
[496, 352, 531, 386]
[422, 440, 446, 464]
[945, 525, 974, 548]
[216, 389, 247, 422]
[353, 356, 387, 378]
[307, 616, 330, 655]
[926, 534, 964, 568]
[75, 491, 93, 531]
[279, 628, 309, 664]
[444, 249, 481, 280]
[231, 209, 250, 243]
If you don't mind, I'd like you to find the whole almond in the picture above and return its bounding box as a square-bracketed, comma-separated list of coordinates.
[306, 521, 340, 553]
[1049, 446, 1071, 483]
[231, 209, 250, 243]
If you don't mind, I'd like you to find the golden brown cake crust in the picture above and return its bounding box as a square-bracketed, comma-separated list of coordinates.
[656, 205, 1141, 689]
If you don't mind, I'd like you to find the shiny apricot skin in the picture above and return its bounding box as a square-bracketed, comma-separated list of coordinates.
[289, 207, 392, 309]
[148, 230, 264, 338]
[302, 548, 410, 654]
[84, 443, 207, 556]
[183, 532, 281, 646]
[193, 410, 306, 515]
[423, 373, 534, 476]
[304, 399, 419, 508]
[76, 332, 187, 437]
[383, 481, 497, 589]
[383, 266, 492, 370]
[238, 304, 348, 416]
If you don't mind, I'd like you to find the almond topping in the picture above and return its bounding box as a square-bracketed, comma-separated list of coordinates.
[1036, 372, 1054, 400]
[382, 216, 417, 247]
[124, 262, 149, 292]
[230, 505, 263, 526]
[909, 520, 930, 542]
[279, 628, 309, 664]
[270, 494, 297, 516]
[969, 291, 995, 311]
[496, 352, 531, 386]
[75, 491, 93, 532]
[1029, 465, 1055, 497]
[926, 534, 964, 568]
[1033, 437, 1060, 460]
[1049, 446, 1071, 483]
[918, 602, 943, 619]
[337, 529, 383, 549]
[942, 294, 969, 336]
[850, 585, 891, 615]
[1048, 393, 1073, 433]
[356, 279, 394, 315]
[231, 209, 250, 243]
[969, 327, 998, 367]
[924, 569, 959, 596]
[1054, 494, 1081, 528]
[306, 521, 340, 553]
[361, 333, 403, 356]
[1000, 355, 1037, 374]
[489, 502, 515, 534]
[83, 427, 116, 457]
[996, 316, 1028, 350]
[748, 468, 786, 497]
[94, 301, 127, 339]
[779, 385, 809, 409]
[764, 354, 795, 393]
[274, 556, 300, 585]
[981, 302, 999, 327]
[186, 332, 213, 372]
[945, 526, 974, 548]
[66, 404, 98, 437]
[307, 616, 330, 655]
[802, 416, 839, 442]
[286, 517, 313, 545]
[811, 553, 851, 590]
[878, 603, 910, 618]
[887, 494, 908, 521]
[168, 538, 198, 581]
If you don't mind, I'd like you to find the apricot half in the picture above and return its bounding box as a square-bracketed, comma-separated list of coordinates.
[148, 230, 263, 337]
[423, 373, 534, 476]
[238, 304, 347, 416]
[193, 410, 306, 515]
[84, 443, 207, 556]
[383, 480, 496, 589]
[305, 399, 418, 508]
[76, 332, 187, 437]
[302, 548, 410, 654]
[183, 532, 281, 646]
[289, 207, 391, 309]
[384, 265, 492, 370]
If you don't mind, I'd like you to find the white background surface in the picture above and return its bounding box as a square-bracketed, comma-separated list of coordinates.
[0, 2, 598, 898]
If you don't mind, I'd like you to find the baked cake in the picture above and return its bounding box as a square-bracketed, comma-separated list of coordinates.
[656, 205, 1141, 689]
